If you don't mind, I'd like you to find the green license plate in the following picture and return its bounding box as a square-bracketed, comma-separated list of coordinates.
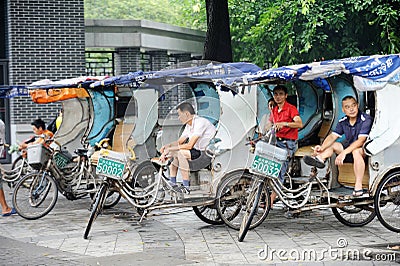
[96, 157, 126, 179]
[251, 155, 282, 178]
[54, 153, 70, 169]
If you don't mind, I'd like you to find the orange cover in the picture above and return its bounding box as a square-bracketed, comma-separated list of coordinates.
[30, 88, 89, 103]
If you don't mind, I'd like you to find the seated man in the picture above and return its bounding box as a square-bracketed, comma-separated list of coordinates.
[265, 85, 303, 208]
[19, 118, 54, 150]
[303, 96, 373, 196]
[160, 102, 216, 193]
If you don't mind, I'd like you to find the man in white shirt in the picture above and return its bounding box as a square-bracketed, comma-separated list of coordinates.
[160, 102, 216, 192]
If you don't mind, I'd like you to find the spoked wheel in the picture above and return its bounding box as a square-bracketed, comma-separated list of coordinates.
[103, 191, 121, 209]
[84, 183, 108, 239]
[7, 156, 31, 187]
[12, 172, 58, 220]
[130, 160, 159, 207]
[374, 171, 400, 232]
[216, 171, 270, 230]
[238, 180, 270, 242]
[193, 204, 224, 225]
[332, 203, 376, 227]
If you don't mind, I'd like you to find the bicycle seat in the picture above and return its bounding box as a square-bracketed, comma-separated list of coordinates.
[74, 148, 88, 157]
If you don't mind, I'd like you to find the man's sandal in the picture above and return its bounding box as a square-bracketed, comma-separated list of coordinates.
[352, 189, 365, 197]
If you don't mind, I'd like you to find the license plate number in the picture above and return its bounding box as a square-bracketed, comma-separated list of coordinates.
[251, 155, 282, 178]
[96, 157, 125, 179]
[54, 153, 69, 168]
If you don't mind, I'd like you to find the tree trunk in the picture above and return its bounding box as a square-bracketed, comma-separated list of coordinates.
[203, 0, 232, 62]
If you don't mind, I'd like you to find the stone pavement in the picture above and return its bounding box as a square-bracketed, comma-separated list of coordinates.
[0, 185, 399, 265]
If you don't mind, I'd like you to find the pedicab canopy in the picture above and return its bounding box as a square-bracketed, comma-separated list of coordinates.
[245, 54, 400, 90]
[89, 62, 261, 89]
[27, 76, 109, 103]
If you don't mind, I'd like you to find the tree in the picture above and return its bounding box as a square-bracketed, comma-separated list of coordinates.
[203, 0, 232, 62]
[229, 0, 400, 67]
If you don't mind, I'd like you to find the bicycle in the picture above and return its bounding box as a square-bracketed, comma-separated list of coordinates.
[0, 144, 33, 188]
[12, 140, 121, 220]
[84, 152, 222, 239]
[236, 136, 376, 241]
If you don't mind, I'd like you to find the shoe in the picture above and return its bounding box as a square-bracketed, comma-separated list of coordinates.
[352, 189, 365, 197]
[2, 208, 17, 217]
[171, 185, 190, 195]
[303, 155, 325, 169]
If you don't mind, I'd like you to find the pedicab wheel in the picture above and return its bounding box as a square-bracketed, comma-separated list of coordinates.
[11, 155, 24, 170]
[216, 170, 270, 230]
[130, 160, 159, 207]
[238, 180, 268, 242]
[12, 172, 58, 220]
[374, 171, 400, 232]
[84, 183, 108, 239]
[331, 203, 375, 227]
[7, 155, 30, 187]
[103, 191, 121, 209]
[193, 204, 224, 225]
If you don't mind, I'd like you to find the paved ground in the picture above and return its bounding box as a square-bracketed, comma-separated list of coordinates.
[0, 185, 399, 265]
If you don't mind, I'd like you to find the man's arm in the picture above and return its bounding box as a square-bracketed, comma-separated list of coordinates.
[313, 133, 339, 154]
[178, 136, 200, 150]
[342, 136, 367, 155]
[274, 115, 303, 131]
[160, 136, 187, 153]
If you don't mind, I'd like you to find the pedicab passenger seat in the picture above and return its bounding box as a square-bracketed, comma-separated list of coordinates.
[295, 119, 331, 157]
[188, 152, 212, 172]
[337, 155, 370, 189]
[112, 120, 134, 153]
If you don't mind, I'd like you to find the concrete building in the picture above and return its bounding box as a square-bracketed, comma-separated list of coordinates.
[0, 0, 205, 163]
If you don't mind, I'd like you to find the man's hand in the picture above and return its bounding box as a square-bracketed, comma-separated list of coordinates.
[335, 152, 346, 166]
[311, 145, 323, 156]
[159, 148, 169, 162]
[274, 122, 285, 131]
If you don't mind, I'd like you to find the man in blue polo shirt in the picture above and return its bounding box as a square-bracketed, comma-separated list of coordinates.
[304, 96, 373, 196]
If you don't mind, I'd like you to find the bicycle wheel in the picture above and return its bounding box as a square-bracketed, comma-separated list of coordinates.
[12, 172, 58, 220]
[130, 160, 159, 207]
[238, 181, 265, 242]
[374, 171, 400, 232]
[11, 155, 24, 170]
[84, 183, 108, 239]
[332, 203, 375, 227]
[193, 204, 224, 225]
[216, 170, 270, 230]
[103, 191, 121, 209]
[6, 156, 30, 187]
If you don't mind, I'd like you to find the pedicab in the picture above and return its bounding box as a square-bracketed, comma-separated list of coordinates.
[229, 54, 400, 241]
[83, 60, 270, 239]
[0, 86, 33, 187]
[11, 76, 122, 219]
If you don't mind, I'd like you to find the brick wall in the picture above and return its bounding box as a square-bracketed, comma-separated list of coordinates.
[7, 0, 85, 124]
[116, 47, 141, 76]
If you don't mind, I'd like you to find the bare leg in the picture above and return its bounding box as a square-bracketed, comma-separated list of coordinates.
[270, 192, 277, 208]
[352, 148, 365, 191]
[316, 142, 343, 161]
[169, 151, 179, 177]
[0, 189, 12, 214]
[177, 150, 191, 181]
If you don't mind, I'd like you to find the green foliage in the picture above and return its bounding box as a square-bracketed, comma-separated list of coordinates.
[84, 0, 206, 30]
[229, 0, 400, 67]
[85, 0, 400, 66]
